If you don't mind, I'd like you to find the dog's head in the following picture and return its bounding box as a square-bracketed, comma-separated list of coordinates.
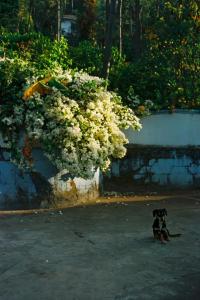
[153, 208, 167, 218]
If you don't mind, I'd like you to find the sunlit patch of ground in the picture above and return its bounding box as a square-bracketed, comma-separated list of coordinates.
[0, 192, 200, 300]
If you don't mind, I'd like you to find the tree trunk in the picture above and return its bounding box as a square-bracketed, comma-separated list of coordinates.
[132, 0, 142, 59]
[102, 0, 117, 79]
[57, 0, 61, 41]
[119, 0, 122, 56]
[71, 0, 74, 12]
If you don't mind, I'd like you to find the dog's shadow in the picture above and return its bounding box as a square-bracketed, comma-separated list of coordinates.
[130, 235, 157, 247]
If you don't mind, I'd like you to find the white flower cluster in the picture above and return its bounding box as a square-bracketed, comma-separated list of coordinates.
[0, 69, 141, 179]
[1, 100, 25, 127]
[126, 85, 154, 116]
[73, 71, 104, 86]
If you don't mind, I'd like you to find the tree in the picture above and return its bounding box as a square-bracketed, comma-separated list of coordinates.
[131, 0, 142, 59]
[31, 0, 58, 37]
[119, 0, 123, 56]
[0, 0, 19, 31]
[102, 0, 117, 79]
[57, 0, 61, 41]
[77, 0, 97, 40]
[144, 0, 200, 108]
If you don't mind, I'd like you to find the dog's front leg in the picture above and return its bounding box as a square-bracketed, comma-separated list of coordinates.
[160, 233, 167, 244]
[163, 229, 170, 241]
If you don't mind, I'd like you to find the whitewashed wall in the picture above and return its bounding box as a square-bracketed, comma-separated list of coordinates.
[125, 110, 200, 146]
[103, 111, 200, 192]
[1, 111, 200, 205]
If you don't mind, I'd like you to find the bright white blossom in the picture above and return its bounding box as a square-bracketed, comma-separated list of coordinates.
[0, 68, 141, 178]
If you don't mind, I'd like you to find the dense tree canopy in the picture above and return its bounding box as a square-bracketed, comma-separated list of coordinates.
[0, 0, 200, 110]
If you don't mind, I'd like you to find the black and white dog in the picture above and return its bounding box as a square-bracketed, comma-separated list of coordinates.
[152, 209, 181, 243]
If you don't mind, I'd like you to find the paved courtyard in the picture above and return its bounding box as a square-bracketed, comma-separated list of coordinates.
[0, 193, 200, 300]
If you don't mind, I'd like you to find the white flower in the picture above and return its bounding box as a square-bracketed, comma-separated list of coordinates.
[2, 117, 14, 125]
[1, 69, 141, 179]
[67, 126, 82, 138]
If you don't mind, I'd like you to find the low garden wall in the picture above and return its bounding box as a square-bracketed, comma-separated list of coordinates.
[103, 111, 200, 193]
[0, 145, 100, 210]
[1, 111, 200, 208]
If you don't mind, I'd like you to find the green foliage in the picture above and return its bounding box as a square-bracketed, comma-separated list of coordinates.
[0, 66, 141, 177]
[0, 0, 200, 112]
[77, 0, 97, 40]
[0, 0, 58, 36]
[109, 47, 127, 90]
[125, 86, 154, 116]
[0, 58, 35, 104]
[144, 0, 200, 109]
[0, 32, 72, 70]
[30, 0, 58, 37]
[31, 36, 72, 70]
[0, 0, 35, 33]
[18, 0, 34, 33]
[109, 0, 200, 110]
[0, 32, 72, 116]
[0, 0, 19, 32]
[70, 40, 103, 74]
[0, 31, 39, 58]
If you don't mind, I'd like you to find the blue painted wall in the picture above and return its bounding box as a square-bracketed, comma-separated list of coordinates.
[0, 147, 100, 210]
[103, 112, 200, 193]
[1, 111, 200, 208]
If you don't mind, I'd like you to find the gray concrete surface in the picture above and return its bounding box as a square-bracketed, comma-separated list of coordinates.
[0, 195, 200, 300]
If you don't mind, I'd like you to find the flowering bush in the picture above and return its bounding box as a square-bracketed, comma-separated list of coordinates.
[126, 86, 154, 117]
[0, 65, 141, 179]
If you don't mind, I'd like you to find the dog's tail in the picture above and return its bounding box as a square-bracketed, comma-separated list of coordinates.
[168, 232, 182, 237]
[167, 229, 182, 237]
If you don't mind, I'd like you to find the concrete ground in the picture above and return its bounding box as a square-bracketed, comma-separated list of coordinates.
[0, 193, 200, 300]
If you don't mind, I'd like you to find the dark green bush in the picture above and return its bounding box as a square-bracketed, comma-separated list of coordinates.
[0, 58, 35, 104]
[70, 40, 103, 75]
[0, 32, 72, 70]
[109, 39, 200, 110]
[0, 32, 72, 107]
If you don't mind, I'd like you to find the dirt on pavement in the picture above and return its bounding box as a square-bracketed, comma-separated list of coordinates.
[0, 192, 200, 300]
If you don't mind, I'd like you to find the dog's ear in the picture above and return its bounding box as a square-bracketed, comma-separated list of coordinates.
[164, 209, 167, 216]
[153, 209, 157, 217]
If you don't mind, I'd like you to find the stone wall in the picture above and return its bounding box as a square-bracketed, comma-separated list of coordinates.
[0, 146, 100, 210]
[103, 111, 200, 193]
[1, 111, 200, 208]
